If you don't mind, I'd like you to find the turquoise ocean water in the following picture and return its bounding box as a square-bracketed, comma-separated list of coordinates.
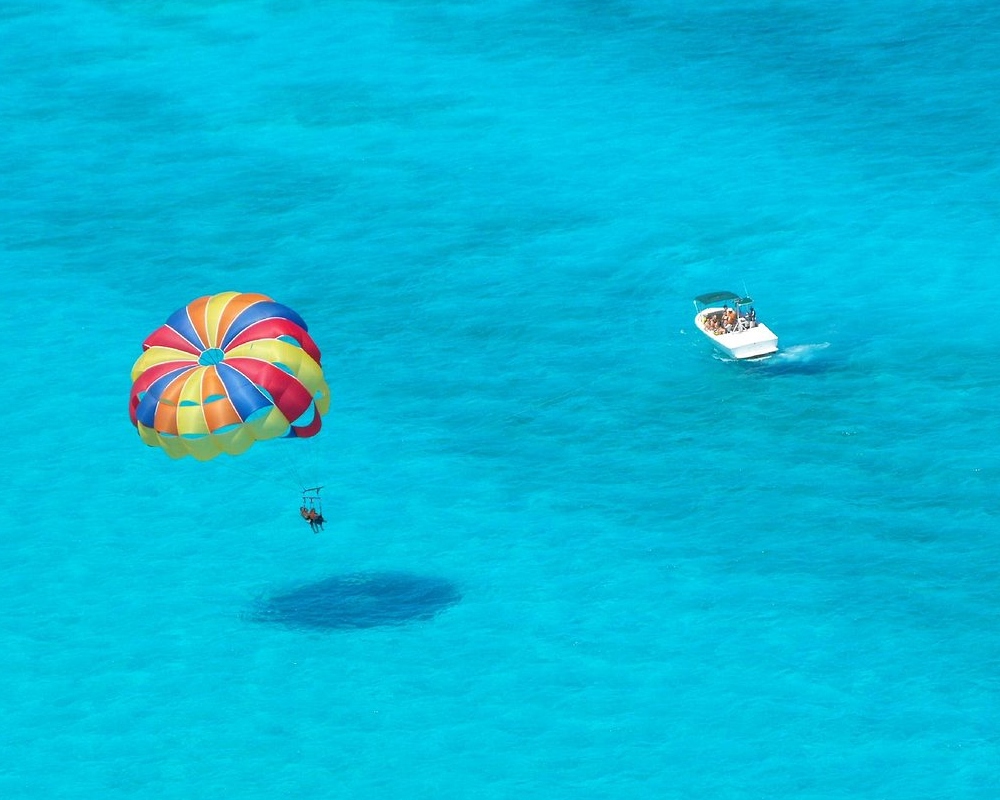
[1, 1, 998, 796]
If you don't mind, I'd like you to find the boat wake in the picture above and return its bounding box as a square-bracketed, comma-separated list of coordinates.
[757, 343, 835, 375]
[774, 342, 831, 361]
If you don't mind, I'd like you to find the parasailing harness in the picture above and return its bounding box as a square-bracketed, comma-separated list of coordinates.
[300, 486, 325, 532]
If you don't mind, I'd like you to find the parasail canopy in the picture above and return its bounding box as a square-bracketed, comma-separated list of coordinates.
[129, 291, 330, 461]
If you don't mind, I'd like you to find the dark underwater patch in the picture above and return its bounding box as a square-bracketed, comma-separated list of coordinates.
[246, 572, 462, 631]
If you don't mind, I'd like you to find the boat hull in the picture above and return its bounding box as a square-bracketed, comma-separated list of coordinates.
[695, 311, 778, 359]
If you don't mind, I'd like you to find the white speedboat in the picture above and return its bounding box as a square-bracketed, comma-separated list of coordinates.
[693, 291, 778, 359]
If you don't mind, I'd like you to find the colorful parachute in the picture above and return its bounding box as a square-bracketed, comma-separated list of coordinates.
[129, 291, 330, 461]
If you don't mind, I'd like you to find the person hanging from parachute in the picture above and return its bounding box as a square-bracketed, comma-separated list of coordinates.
[299, 486, 325, 533]
[128, 291, 331, 531]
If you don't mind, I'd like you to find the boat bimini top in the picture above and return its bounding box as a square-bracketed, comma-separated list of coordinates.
[694, 291, 752, 307]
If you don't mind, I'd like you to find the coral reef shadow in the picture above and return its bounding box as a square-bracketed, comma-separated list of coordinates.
[246, 571, 462, 631]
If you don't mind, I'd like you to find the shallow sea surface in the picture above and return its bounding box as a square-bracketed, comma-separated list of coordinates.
[1, 1, 998, 797]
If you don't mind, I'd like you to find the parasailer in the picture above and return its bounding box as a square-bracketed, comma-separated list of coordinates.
[300, 486, 325, 533]
[128, 291, 331, 461]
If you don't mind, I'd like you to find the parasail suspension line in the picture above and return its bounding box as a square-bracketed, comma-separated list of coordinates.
[301, 485, 323, 514]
